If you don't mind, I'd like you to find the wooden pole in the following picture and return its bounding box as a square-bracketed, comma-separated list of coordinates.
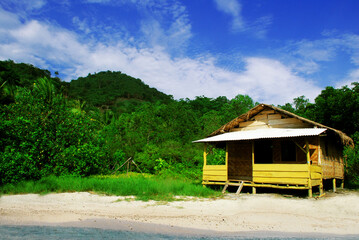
[131, 159, 144, 174]
[306, 139, 312, 198]
[252, 141, 256, 194]
[225, 143, 228, 181]
[127, 160, 129, 176]
[333, 178, 337, 192]
[252, 141, 255, 166]
[318, 136, 324, 196]
[203, 143, 207, 166]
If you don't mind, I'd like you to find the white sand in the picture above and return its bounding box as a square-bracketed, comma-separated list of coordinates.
[1, 191, 359, 236]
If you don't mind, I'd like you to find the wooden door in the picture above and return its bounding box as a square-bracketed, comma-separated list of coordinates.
[227, 141, 253, 181]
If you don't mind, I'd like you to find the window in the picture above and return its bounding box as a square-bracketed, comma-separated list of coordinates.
[254, 140, 273, 163]
[281, 140, 296, 162]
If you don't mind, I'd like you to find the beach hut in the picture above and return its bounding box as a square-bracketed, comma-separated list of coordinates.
[194, 104, 353, 197]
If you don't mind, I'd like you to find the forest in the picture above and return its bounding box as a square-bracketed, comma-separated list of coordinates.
[1, 59, 359, 188]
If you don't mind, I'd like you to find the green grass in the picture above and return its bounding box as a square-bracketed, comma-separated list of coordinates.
[0, 174, 221, 201]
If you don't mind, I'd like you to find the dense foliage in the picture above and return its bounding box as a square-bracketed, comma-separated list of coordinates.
[68, 70, 173, 114]
[0, 77, 113, 184]
[1, 60, 359, 187]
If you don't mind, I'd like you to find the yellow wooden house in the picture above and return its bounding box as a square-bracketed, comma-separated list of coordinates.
[194, 104, 353, 197]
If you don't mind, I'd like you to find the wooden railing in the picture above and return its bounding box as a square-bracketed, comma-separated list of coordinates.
[203, 164, 323, 187]
[253, 164, 322, 186]
[203, 165, 227, 182]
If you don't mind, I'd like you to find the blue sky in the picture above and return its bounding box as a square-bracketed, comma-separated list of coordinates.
[0, 0, 358, 104]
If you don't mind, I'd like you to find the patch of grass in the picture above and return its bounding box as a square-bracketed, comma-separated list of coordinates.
[0, 175, 221, 201]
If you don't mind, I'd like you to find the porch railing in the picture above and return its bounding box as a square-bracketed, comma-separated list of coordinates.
[203, 163, 322, 187]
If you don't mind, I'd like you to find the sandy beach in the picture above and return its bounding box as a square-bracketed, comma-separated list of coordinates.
[1, 191, 359, 237]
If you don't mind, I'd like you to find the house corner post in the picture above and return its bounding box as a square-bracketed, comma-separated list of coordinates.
[306, 139, 312, 198]
[203, 143, 207, 166]
[225, 143, 229, 181]
[251, 141, 256, 194]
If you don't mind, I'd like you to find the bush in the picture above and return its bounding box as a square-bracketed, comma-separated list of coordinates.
[0, 80, 114, 184]
[344, 132, 359, 187]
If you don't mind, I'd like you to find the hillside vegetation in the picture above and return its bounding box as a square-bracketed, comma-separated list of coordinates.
[68, 71, 172, 114]
[1, 60, 359, 188]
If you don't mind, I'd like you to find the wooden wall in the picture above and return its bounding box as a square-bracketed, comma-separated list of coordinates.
[230, 110, 312, 131]
[320, 136, 344, 179]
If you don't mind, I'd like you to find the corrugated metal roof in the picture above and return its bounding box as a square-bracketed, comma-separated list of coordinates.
[193, 128, 327, 143]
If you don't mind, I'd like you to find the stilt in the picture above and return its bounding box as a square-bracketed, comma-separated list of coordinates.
[308, 188, 313, 198]
[222, 182, 229, 194]
[333, 178, 337, 192]
[319, 182, 324, 196]
[252, 186, 256, 194]
[235, 181, 244, 195]
[340, 179, 344, 189]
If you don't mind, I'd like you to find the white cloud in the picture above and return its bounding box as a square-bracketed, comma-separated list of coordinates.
[0, 16, 88, 68]
[213, 0, 272, 37]
[235, 58, 321, 104]
[282, 33, 359, 77]
[0, 0, 46, 16]
[293, 40, 335, 62]
[137, 0, 192, 54]
[213, 0, 244, 31]
[0, 6, 321, 105]
[335, 69, 359, 89]
[77, 0, 192, 56]
[24, 0, 46, 10]
[0, 8, 21, 29]
[72, 17, 91, 34]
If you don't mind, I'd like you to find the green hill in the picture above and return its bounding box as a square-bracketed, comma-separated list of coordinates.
[0, 60, 62, 89]
[1, 60, 173, 112]
[68, 71, 173, 112]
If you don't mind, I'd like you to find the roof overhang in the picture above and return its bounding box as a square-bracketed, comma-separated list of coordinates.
[193, 128, 327, 143]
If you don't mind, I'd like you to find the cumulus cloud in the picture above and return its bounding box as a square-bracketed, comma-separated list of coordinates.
[0, 6, 322, 105]
[234, 58, 321, 104]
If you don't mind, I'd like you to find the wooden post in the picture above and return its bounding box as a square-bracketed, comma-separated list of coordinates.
[225, 143, 229, 181]
[340, 179, 344, 189]
[251, 141, 255, 166]
[203, 143, 207, 166]
[202, 143, 207, 185]
[306, 140, 312, 198]
[333, 178, 337, 192]
[126, 161, 130, 176]
[318, 136, 324, 196]
[225, 143, 228, 166]
[319, 183, 324, 196]
[222, 182, 229, 194]
[236, 181, 244, 195]
[317, 136, 322, 165]
[251, 141, 256, 195]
